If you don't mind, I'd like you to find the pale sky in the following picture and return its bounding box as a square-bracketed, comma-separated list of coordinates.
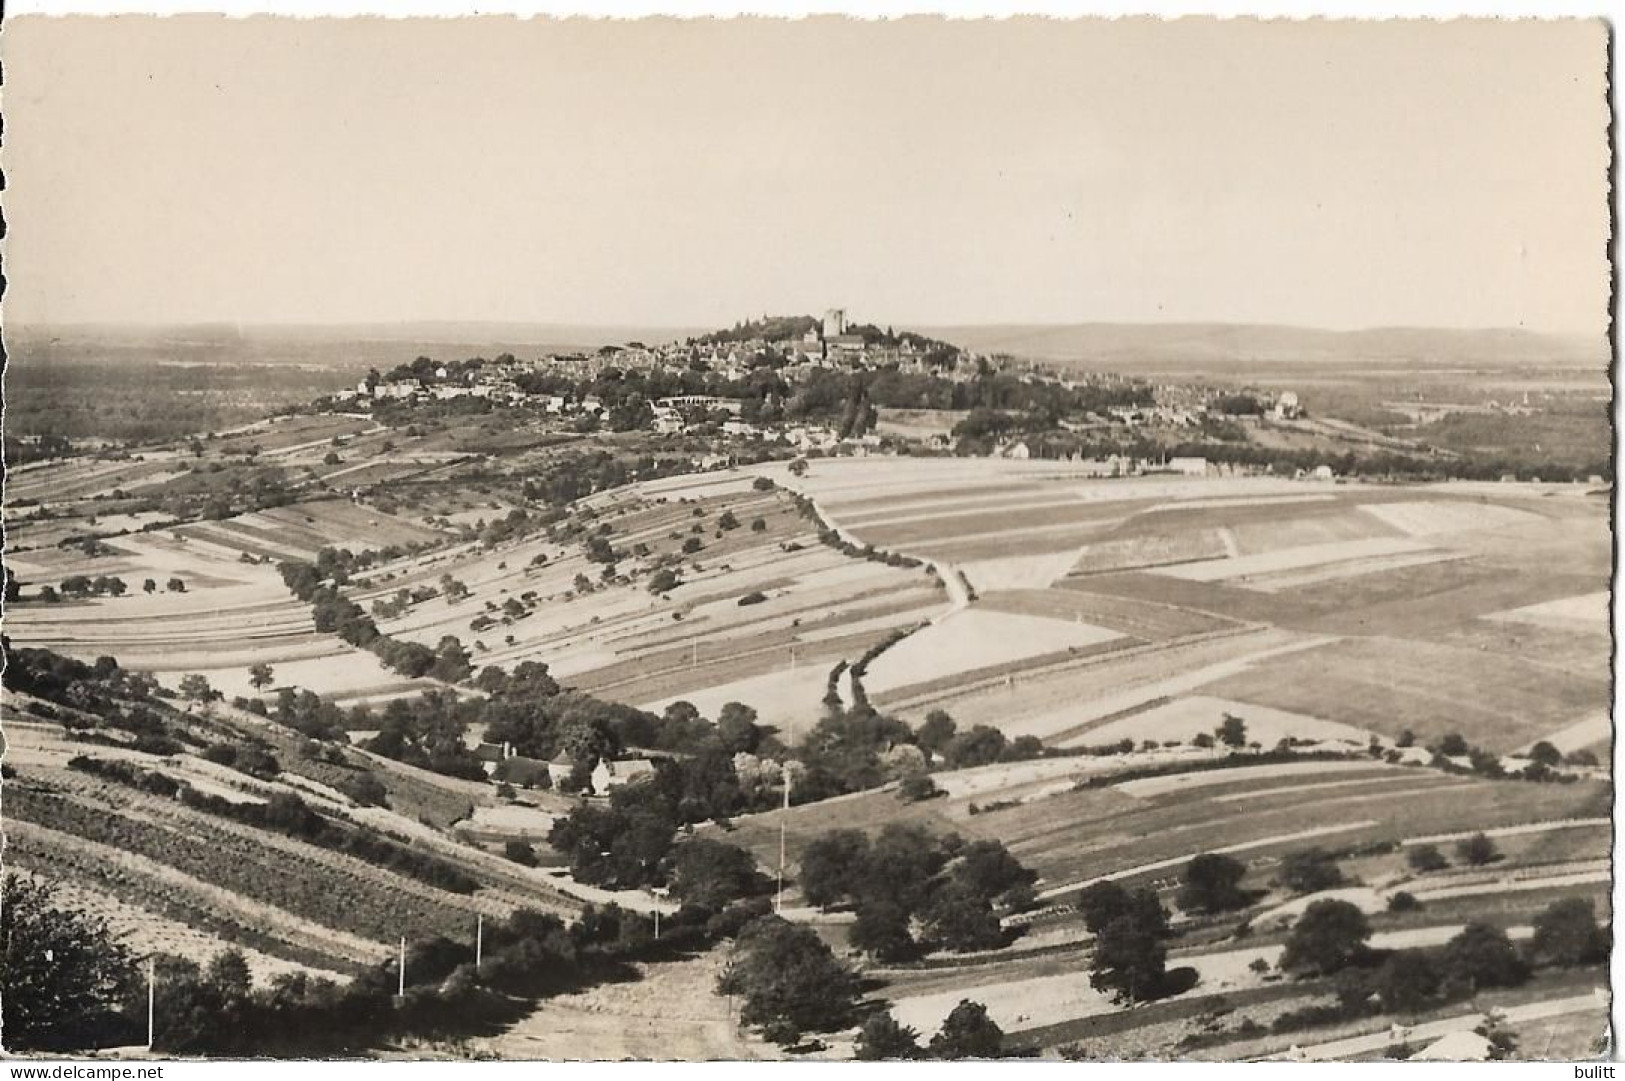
[2, 16, 1610, 334]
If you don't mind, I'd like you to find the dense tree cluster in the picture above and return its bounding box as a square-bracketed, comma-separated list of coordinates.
[799, 826, 1033, 959]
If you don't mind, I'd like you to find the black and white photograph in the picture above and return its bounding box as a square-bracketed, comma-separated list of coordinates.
[0, 11, 1613, 1063]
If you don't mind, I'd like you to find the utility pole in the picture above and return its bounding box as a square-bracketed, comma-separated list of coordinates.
[398, 936, 406, 997]
[775, 766, 791, 913]
[146, 955, 156, 1052]
[475, 914, 483, 968]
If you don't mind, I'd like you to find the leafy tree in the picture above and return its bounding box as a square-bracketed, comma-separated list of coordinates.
[1456, 832, 1499, 867]
[1441, 922, 1527, 992]
[1406, 844, 1449, 873]
[919, 883, 1004, 953]
[855, 1010, 921, 1060]
[716, 702, 762, 754]
[798, 830, 870, 908]
[1076, 880, 1134, 935]
[1176, 853, 1250, 914]
[928, 999, 1003, 1059]
[849, 898, 917, 961]
[504, 840, 538, 866]
[667, 838, 764, 909]
[166, 577, 187, 593]
[1216, 714, 1248, 748]
[648, 568, 681, 594]
[916, 710, 957, 755]
[1527, 741, 1562, 768]
[142, 578, 158, 594]
[1528, 898, 1608, 967]
[859, 823, 953, 913]
[248, 662, 275, 691]
[1278, 848, 1345, 894]
[787, 458, 808, 478]
[1, 874, 139, 1051]
[206, 949, 252, 1004]
[1089, 906, 1169, 1004]
[717, 915, 858, 1041]
[1374, 949, 1440, 1014]
[547, 804, 674, 889]
[1438, 733, 1469, 757]
[952, 839, 1036, 904]
[943, 724, 1007, 769]
[1280, 899, 1370, 977]
[178, 673, 219, 702]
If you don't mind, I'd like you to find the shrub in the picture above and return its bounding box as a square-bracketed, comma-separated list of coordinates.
[1528, 898, 1609, 967]
[737, 591, 767, 606]
[928, 1000, 1003, 1060]
[1456, 832, 1499, 867]
[897, 772, 943, 803]
[855, 1011, 921, 1060]
[1405, 844, 1449, 873]
[1278, 848, 1344, 894]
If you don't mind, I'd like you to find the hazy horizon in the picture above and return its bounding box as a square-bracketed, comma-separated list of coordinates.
[5, 315, 1604, 340]
[3, 17, 1609, 338]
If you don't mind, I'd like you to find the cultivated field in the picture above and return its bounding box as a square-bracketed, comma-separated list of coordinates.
[746, 458, 1609, 756]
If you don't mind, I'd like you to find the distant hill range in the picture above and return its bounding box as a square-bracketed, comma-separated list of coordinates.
[8, 321, 707, 363]
[914, 323, 1607, 369]
[12, 320, 1604, 372]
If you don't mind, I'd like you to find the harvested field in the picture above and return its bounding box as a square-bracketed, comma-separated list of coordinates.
[976, 588, 1239, 641]
[958, 550, 1086, 592]
[861, 609, 1120, 696]
[1071, 528, 1230, 576]
[1083, 695, 1373, 750]
[1152, 536, 1434, 583]
[1359, 498, 1544, 536]
[1205, 636, 1608, 752]
[1486, 591, 1608, 634]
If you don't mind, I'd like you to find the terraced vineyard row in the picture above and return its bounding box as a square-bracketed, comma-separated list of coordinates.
[7, 776, 490, 945]
[4, 822, 368, 975]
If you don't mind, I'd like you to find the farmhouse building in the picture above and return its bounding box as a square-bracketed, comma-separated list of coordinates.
[474, 740, 516, 776]
[546, 751, 578, 788]
[591, 758, 657, 793]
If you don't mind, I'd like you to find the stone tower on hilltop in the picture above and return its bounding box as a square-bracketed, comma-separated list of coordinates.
[822, 308, 846, 339]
